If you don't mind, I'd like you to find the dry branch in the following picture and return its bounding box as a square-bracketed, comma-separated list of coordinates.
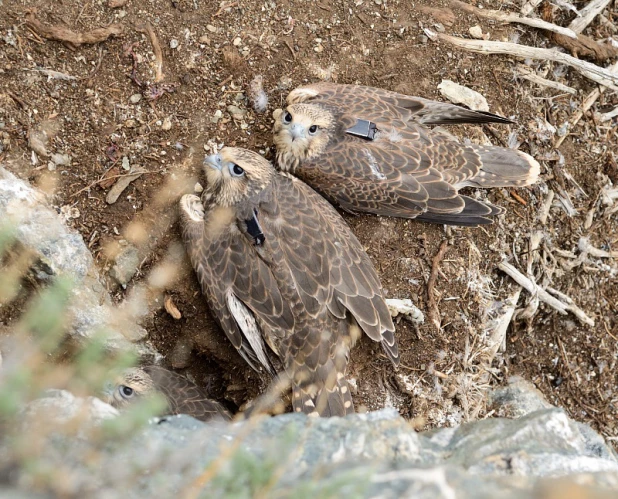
[434, 33, 618, 91]
[579, 237, 618, 258]
[547, 31, 618, 62]
[135, 22, 164, 83]
[521, 0, 544, 16]
[568, 0, 612, 34]
[554, 60, 618, 148]
[540, 1, 618, 62]
[498, 260, 595, 326]
[449, 0, 577, 39]
[427, 240, 449, 330]
[515, 65, 577, 94]
[25, 10, 123, 49]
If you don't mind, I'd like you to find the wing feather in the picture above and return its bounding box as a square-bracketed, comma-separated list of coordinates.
[288, 82, 512, 125]
[262, 174, 399, 366]
[180, 199, 294, 375]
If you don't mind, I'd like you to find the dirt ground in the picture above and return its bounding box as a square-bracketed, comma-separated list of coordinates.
[1, 0, 617, 439]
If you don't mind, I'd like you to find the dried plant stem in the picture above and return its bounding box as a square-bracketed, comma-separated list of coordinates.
[449, 0, 577, 38]
[521, 0, 544, 16]
[136, 22, 164, 82]
[435, 33, 618, 91]
[555, 60, 618, 148]
[568, 0, 612, 34]
[515, 65, 577, 94]
[498, 260, 595, 326]
[427, 240, 449, 330]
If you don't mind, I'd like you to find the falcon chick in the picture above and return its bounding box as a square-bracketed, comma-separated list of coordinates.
[179, 147, 398, 417]
[273, 82, 540, 226]
[106, 365, 231, 422]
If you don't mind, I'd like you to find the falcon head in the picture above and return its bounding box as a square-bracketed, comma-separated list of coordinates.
[273, 103, 335, 171]
[104, 367, 156, 409]
[203, 147, 275, 208]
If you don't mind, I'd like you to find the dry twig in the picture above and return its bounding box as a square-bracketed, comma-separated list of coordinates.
[515, 64, 577, 94]
[427, 240, 449, 330]
[449, 0, 577, 38]
[521, 0, 544, 16]
[541, 5, 618, 62]
[25, 10, 124, 49]
[498, 260, 595, 326]
[568, 0, 612, 34]
[554, 60, 618, 148]
[432, 33, 618, 91]
[135, 22, 164, 82]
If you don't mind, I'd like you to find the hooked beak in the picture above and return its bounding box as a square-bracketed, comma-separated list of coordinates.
[204, 153, 223, 170]
[102, 381, 115, 403]
[290, 124, 305, 141]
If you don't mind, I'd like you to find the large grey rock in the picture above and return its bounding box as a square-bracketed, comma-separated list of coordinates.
[0, 167, 155, 358]
[6, 391, 618, 498]
[489, 376, 554, 418]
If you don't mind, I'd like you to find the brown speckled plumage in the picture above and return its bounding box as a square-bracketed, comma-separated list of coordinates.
[107, 366, 231, 422]
[179, 147, 398, 417]
[273, 83, 540, 226]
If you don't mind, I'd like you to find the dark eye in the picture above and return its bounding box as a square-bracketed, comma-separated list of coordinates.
[283, 111, 292, 123]
[308, 125, 318, 135]
[120, 385, 134, 398]
[230, 163, 245, 177]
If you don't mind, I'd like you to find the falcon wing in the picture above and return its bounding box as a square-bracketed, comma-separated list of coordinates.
[144, 366, 231, 422]
[263, 174, 398, 365]
[180, 196, 294, 375]
[287, 82, 513, 125]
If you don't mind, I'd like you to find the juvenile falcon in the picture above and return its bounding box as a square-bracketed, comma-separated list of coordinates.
[273, 82, 540, 226]
[179, 147, 398, 417]
[106, 365, 232, 422]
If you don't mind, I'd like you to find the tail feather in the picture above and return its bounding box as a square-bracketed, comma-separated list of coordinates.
[404, 98, 515, 126]
[416, 196, 504, 227]
[459, 144, 541, 189]
[292, 367, 354, 417]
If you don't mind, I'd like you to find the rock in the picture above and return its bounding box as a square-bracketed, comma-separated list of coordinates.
[28, 120, 61, 158]
[106, 168, 145, 204]
[161, 117, 172, 131]
[226, 105, 246, 120]
[129, 93, 142, 104]
[5, 401, 618, 498]
[489, 376, 554, 419]
[0, 167, 154, 358]
[109, 243, 140, 287]
[210, 109, 223, 124]
[170, 337, 193, 368]
[437, 80, 490, 112]
[50, 153, 71, 166]
[169, 39, 179, 49]
[469, 25, 484, 39]
[21, 389, 118, 429]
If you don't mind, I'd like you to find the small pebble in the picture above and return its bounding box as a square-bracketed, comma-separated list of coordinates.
[170, 39, 179, 49]
[194, 182, 204, 193]
[210, 109, 223, 124]
[121, 156, 130, 171]
[162, 117, 172, 130]
[129, 93, 142, 104]
[233, 37, 242, 46]
[51, 153, 71, 166]
[469, 25, 484, 39]
[206, 24, 217, 33]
